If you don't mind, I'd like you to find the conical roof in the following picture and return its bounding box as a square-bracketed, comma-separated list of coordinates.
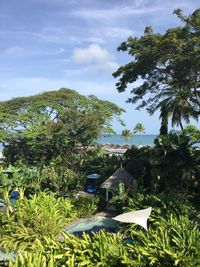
[100, 168, 133, 189]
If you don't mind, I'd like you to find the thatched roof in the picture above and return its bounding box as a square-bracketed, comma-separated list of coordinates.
[100, 168, 133, 189]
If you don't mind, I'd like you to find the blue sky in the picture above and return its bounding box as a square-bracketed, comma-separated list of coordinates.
[0, 0, 199, 134]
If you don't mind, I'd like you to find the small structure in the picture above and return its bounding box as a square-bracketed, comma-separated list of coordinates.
[85, 173, 101, 194]
[100, 168, 133, 201]
[113, 207, 152, 230]
[103, 145, 128, 155]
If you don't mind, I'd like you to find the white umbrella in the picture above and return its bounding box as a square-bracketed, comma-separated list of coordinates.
[87, 173, 101, 179]
[113, 207, 152, 230]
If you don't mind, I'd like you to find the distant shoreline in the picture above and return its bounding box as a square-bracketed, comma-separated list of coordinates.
[97, 134, 157, 146]
[0, 134, 157, 153]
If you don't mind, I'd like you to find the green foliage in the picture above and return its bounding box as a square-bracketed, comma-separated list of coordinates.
[121, 129, 133, 141]
[0, 88, 124, 165]
[151, 128, 200, 194]
[124, 145, 152, 189]
[133, 123, 145, 134]
[80, 149, 121, 178]
[123, 127, 200, 196]
[112, 192, 200, 266]
[0, 162, 86, 196]
[7, 193, 200, 267]
[0, 190, 199, 267]
[39, 164, 84, 194]
[111, 191, 198, 221]
[0, 192, 77, 252]
[72, 196, 100, 218]
[113, 9, 200, 132]
[9, 231, 134, 267]
[127, 215, 200, 267]
[0, 165, 41, 198]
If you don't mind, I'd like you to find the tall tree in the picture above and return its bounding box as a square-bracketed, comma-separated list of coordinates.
[0, 88, 124, 165]
[113, 9, 200, 133]
[133, 123, 145, 134]
[121, 129, 133, 141]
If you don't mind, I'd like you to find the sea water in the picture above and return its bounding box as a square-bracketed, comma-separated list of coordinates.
[97, 134, 157, 146]
[0, 135, 157, 152]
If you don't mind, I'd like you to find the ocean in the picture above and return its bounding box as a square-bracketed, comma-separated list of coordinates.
[97, 134, 157, 146]
[0, 135, 157, 152]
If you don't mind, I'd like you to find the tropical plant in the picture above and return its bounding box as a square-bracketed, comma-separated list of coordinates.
[133, 123, 145, 146]
[9, 231, 135, 267]
[122, 192, 198, 220]
[0, 192, 77, 252]
[123, 127, 200, 196]
[133, 123, 145, 134]
[72, 196, 100, 218]
[113, 9, 200, 134]
[0, 89, 124, 165]
[39, 164, 83, 194]
[126, 215, 200, 266]
[124, 145, 152, 190]
[151, 86, 199, 130]
[80, 150, 121, 178]
[150, 128, 200, 194]
[121, 129, 133, 141]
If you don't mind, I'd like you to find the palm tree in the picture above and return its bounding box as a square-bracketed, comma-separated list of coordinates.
[133, 123, 145, 146]
[133, 123, 145, 134]
[159, 104, 170, 135]
[153, 86, 199, 132]
[121, 129, 133, 141]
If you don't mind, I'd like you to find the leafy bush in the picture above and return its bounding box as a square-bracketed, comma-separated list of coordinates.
[0, 163, 85, 196]
[9, 231, 135, 267]
[80, 150, 121, 178]
[39, 164, 85, 194]
[126, 215, 200, 266]
[113, 192, 200, 266]
[111, 191, 199, 222]
[72, 196, 100, 218]
[0, 192, 77, 252]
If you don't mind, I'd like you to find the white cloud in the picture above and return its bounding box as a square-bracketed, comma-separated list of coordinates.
[73, 43, 112, 64]
[72, 43, 119, 72]
[4, 46, 26, 57]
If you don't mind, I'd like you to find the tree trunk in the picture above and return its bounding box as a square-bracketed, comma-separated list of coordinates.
[180, 121, 183, 130]
[159, 104, 169, 135]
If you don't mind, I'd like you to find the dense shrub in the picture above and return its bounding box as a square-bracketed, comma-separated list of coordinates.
[9, 231, 134, 267]
[72, 196, 100, 218]
[126, 215, 200, 267]
[0, 193, 77, 252]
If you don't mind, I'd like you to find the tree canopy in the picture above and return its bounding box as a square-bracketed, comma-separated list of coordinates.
[133, 123, 145, 134]
[0, 88, 124, 164]
[121, 129, 133, 141]
[113, 9, 200, 132]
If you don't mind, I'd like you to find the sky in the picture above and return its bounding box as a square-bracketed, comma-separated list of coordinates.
[0, 0, 199, 134]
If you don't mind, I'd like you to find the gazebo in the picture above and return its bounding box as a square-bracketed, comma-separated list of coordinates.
[100, 168, 133, 201]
